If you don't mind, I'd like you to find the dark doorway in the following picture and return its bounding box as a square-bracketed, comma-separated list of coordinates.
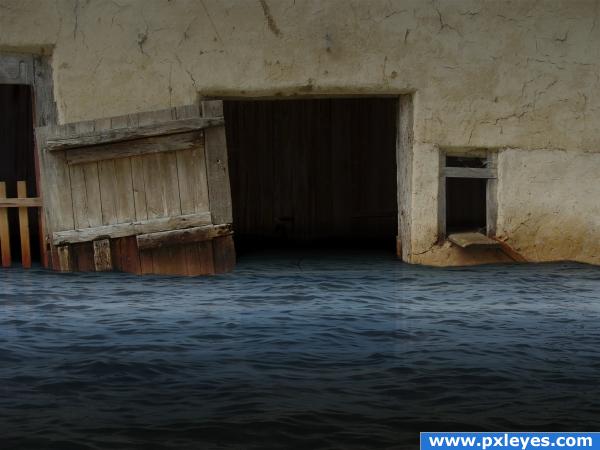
[224, 98, 398, 253]
[0, 85, 41, 264]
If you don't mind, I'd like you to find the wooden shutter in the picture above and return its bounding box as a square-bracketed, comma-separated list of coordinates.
[35, 102, 235, 275]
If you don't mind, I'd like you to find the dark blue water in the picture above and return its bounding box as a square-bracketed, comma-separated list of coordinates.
[1, 250, 600, 449]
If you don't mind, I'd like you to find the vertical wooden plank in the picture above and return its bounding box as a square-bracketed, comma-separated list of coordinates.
[17, 181, 31, 268]
[176, 145, 209, 214]
[131, 156, 148, 220]
[186, 241, 215, 276]
[32, 55, 58, 127]
[119, 236, 141, 274]
[72, 242, 95, 272]
[151, 246, 188, 276]
[98, 160, 118, 225]
[57, 245, 72, 272]
[82, 162, 103, 226]
[205, 126, 233, 224]
[142, 154, 165, 219]
[0, 182, 11, 267]
[93, 238, 112, 271]
[139, 249, 154, 274]
[69, 165, 90, 228]
[212, 234, 235, 274]
[110, 236, 141, 274]
[160, 152, 182, 217]
[37, 126, 75, 233]
[113, 158, 135, 223]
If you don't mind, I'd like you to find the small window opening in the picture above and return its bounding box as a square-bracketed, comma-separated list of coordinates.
[445, 177, 487, 234]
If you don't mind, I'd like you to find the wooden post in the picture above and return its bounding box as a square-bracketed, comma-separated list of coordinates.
[93, 238, 112, 271]
[57, 245, 72, 272]
[0, 182, 11, 267]
[17, 181, 31, 268]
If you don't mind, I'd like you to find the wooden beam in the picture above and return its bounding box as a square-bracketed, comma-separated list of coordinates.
[0, 182, 10, 267]
[0, 197, 43, 208]
[444, 167, 496, 179]
[65, 131, 203, 165]
[46, 117, 224, 151]
[52, 211, 212, 245]
[93, 239, 112, 271]
[136, 224, 232, 250]
[17, 181, 31, 268]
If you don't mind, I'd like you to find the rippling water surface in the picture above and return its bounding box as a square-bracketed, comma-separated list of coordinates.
[1, 250, 600, 449]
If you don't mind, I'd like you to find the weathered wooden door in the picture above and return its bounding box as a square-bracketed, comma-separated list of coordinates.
[35, 101, 235, 275]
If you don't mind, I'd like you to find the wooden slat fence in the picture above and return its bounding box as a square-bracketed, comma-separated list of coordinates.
[0, 180, 41, 268]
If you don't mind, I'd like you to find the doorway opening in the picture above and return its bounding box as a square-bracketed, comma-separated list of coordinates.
[223, 97, 399, 255]
[0, 84, 41, 265]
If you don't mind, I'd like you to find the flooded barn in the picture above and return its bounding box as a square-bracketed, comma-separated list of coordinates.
[0, 1, 599, 273]
[2, 1, 600, 449]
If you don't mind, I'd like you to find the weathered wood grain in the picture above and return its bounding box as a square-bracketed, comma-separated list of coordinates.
[0, 197, 42, 208]
[212, 234, 236, 274]
[32, 55, 58, 127]
[72, 242, 95, 272]
[56, 245, 72, 272]
[448, 232, 500, 248]
[136, 224, 232, 250]
[185, 241, 215, 275]
[0, 182, 11, 267]
[46, 117, 223, 151]
[52, 211, 212, 245]
[113, 158, 135, 223]
[93, 239, 112, 271]
[111, 236, 141, 274]
[130, 155, 148, 221]
[176, 145, 210, 214]
[17, 181, 31, 268]
[65, 131, 203, 165]
[204, 126, 232, 224]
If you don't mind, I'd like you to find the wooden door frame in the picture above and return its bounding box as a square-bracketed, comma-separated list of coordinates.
[0, 52, 58, 267]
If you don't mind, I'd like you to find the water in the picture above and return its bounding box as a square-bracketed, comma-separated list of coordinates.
[1, 250, 600, 449]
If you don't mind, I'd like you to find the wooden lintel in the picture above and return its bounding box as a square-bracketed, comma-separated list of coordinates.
[52, 211, 212, 245]
[444, 167, 496, 179]
[0, 197, 42, 208]
[66, 131, 203, 165]
[46, 117, 224, 151]
[136, 223, 232, 250]
[93, 239, 112, 271]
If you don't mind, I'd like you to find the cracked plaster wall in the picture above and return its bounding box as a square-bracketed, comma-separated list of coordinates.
[1, 0, 599, 265]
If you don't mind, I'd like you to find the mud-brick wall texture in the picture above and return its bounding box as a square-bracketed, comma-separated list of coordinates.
[1, 0, 599, 266]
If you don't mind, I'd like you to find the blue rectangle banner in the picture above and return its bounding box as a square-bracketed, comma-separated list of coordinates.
[421, 432, 600, 450]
